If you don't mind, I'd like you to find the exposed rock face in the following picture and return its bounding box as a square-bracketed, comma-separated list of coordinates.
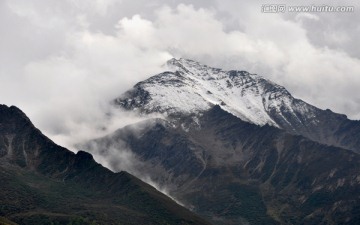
[0, 104, 211, 225]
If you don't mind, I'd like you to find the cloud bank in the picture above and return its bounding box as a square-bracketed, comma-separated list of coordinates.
[1, 0, 360, 151]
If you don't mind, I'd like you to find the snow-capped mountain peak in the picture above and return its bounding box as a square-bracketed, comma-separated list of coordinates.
[115, 58, 316, 127]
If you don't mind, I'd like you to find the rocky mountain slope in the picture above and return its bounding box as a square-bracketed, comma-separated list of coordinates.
[0, 104, 211, 225]
[115, 58, 360, 153]
[83, 105, 360, 225]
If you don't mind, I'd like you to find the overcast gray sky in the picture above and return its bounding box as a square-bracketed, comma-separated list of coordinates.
[1, 0, 359, 148]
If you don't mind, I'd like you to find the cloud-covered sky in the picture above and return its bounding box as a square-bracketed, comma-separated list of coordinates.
[1, 0, 359, 148]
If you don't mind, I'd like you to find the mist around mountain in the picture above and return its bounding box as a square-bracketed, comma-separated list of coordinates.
[81, 58, 360, 225]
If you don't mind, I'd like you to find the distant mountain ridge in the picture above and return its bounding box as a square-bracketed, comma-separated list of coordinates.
[115, 58, 360, 153]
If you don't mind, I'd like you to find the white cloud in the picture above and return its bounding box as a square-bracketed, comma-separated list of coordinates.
[1, 1, 360, 152]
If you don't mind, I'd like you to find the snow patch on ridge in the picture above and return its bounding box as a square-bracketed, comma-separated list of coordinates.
[164, 58, 278, 126]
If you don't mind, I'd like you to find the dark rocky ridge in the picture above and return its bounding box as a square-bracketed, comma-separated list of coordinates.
[264, 91, 360, 154]
[0, 104, 211, 225]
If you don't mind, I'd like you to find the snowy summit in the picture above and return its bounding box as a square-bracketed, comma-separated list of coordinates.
[115, 58, 318, 127]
